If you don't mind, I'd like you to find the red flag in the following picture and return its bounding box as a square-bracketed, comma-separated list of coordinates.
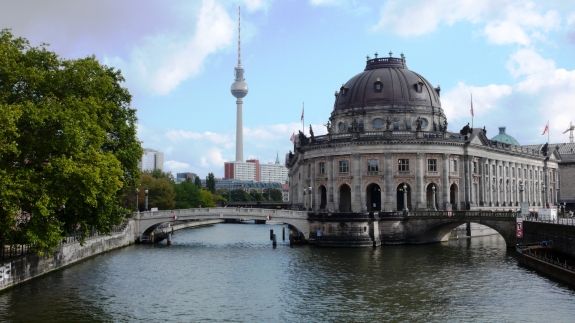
[470, 94, 474, 117]
[541, 123, 548, 135]
[290, 132, 295, 143]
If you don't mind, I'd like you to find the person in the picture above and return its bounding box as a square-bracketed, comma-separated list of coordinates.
[535, 212, 539, 221]
[373, 202, 376, 209]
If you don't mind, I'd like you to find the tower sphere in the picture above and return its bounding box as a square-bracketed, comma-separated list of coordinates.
[231, 78, 248, 98]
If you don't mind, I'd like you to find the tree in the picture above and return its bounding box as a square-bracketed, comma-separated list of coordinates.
[145, 169, 175, 183]
[270, 188, 283, 201]
[249, 190, 264, 202]
[194, 176, 202, 188]
[206, 172, 216, 194]
[0, 30, 143, 252]
[199, 190, 216, 207]
[140, 174, 175, 210]
[173, 179, 201, 209]
[230, 189, 252, 202]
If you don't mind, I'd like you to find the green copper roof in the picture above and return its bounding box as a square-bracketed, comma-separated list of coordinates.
[491, 127, 520, 146]
[275, 152, 280, 164]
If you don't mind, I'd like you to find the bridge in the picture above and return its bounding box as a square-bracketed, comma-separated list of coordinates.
[134, 207, 309, 242]
[133, 208, 519, 247]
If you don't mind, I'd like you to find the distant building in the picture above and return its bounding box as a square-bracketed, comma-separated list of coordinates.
[224, 153, 288, 183]
[139, 148, 164, 172]
[176, 172, 197, 184]
[281, 183, 290, 202]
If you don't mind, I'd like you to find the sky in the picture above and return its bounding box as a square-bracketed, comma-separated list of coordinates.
[3, 0, 575, 178]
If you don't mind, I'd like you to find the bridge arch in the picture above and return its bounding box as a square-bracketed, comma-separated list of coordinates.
[408, 217, 516, 246]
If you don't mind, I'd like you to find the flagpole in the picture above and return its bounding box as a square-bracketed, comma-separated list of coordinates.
[471, 93, 474, 129]
[302, 102, 305, 135]
[548, 120, 550, 143]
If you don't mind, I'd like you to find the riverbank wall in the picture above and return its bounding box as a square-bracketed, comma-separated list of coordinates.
[0, 218, 223, 292]
[523, 221, 575, 257]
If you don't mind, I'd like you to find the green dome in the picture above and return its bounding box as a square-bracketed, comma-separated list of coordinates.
[491, 127, 520, 146]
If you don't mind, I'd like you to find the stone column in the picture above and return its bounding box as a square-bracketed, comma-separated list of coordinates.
[478, 158, 486, 206]
[442, 154, 450, 210]
[502, 161, 508, 207]
[353, 154, 362, 212]
[310, 158, 316, 210]
[384, 153, 394, 211]
[495, 160, 501, 206]
[416, 153, 425, 210]
[488, 159, 493, 206]
[327, 156, 335, 211]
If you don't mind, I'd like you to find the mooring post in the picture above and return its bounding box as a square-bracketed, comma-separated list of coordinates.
[270, 229, 273, 240]
[272, 234, 277, 247]
[167, 233, 172, 246]
[282, 227, 285, 241]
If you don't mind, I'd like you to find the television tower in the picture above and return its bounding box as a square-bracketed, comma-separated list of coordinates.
[230, 6, 248, 162]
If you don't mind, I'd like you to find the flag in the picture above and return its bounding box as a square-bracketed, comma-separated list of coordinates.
[301, 104, 304, 122]
[541, 123, 549, 135]
[290, 132, 295, 143]
[470, 94, 474, 117]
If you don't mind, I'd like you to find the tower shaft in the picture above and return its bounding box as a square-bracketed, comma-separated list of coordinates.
[236, 99, 243, 162]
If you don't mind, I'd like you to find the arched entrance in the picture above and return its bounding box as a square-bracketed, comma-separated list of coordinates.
[450, 183, 458, 210]
[396, 183, 412, 211]
[426, 184, 437, 210]
[366, 183, 381, 211]
[319, 185, 327, 210]
[339, 184, 352, 212]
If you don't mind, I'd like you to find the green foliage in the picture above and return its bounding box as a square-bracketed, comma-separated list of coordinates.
[270, 188, 283, 201]
[145, 169, 175, 183]
[0, 29, 142, 252]
[173, 180, 201, 209]
[140, 174, 175, 210]
[206, 172, 216, 194]
[230, 189, 252, 202]
[194, 176, 202, 188]
[249, 190, 265, 202]
[199, 190, 216, 207]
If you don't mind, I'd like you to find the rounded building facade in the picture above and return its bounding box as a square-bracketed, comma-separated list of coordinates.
[287, 55, 559, 214]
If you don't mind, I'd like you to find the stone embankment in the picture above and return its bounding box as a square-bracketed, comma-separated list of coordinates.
[0, 218, 222, 291]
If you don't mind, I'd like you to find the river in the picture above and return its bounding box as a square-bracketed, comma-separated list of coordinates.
[0, 223, 574, 322]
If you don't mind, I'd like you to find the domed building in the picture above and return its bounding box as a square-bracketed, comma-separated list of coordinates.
[287, 54, 560, 214]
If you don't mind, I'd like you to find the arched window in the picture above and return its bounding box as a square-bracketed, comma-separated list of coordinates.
[374, 77, 383, 92]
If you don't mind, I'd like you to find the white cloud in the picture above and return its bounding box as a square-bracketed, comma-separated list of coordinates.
[506, 49, 555, 78]
[164, 160, 190, 170]
[165, 130, 232, 144]
[442, 82, 513, 120]
[372, 0, 560, 46]
[568, 13, 575, 25]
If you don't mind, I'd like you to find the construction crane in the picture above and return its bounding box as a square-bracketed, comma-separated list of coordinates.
[563, 121, 575, 143]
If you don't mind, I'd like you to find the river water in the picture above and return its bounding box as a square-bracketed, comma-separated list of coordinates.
[1, 223, 574, 322]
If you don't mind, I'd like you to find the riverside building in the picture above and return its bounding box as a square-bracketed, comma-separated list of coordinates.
[287, 54, 560, 212]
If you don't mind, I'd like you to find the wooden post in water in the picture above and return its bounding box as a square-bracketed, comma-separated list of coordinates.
[272, 234, 277, 247]
[270, 229, 273, 240]
[282, 227, 285, 241]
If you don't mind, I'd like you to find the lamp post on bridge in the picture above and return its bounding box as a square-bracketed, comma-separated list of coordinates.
[431, 185, 437, 211]
[308, 186, 312, 211]
[542, 184, 547, 207]
[402, 184, 409, 212]
[136, 188, 139, 213]
[303, 188, 307, 210]
[145, 189, 149, 211]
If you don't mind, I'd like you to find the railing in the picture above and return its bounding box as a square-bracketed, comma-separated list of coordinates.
[1, 244, 34, 260]
[524, 216, 575, 226]
[518, 244, 575, 272]
[137, 207, 308, 219]
[408, 211, 517, 218]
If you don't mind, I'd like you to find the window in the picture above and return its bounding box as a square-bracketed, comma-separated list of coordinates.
[530, 169, 532, 179]
[393, 118, 399, 130]
[451, 159, 458, 172]
[339, 160, 349, 173]
[319, 162, 325, 174]
[473, 162, 477, 174]
[398, 159, 409, 172]
[505, 166, 508, 177]
[524, 169, 527, 178]
[498, 166, 502, 176]
[427, 159, 437, 172]
[308, 164, 311, 177]
[512, 167, 515, 177]
[374, 79, 383, 92]
[367, 159, 378, 172]
[492, 165, 495, 175]
[485, 164, 489, 175]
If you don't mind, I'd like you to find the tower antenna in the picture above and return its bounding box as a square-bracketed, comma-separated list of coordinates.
[238, 6, 241, 66]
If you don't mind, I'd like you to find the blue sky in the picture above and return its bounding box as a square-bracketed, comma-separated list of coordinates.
[3, 0, 575, 178]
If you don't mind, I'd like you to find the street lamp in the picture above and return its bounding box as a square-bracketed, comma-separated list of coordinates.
[519, 180, 524, 203]
[303, 188, 307, 210]
[431, 185, 437, 211]
[145, 189, 149, 211]
[542, 184, 546, 207]
[402, 184, 409, 212]
[308, 186, 313, 211]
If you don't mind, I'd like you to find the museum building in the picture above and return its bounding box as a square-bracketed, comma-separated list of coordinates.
[286, 54, 560, 212]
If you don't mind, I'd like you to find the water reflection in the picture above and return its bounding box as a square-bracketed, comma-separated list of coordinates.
[0, 223, 574, 323]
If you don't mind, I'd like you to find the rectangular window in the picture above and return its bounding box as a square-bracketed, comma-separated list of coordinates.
[505, 166, 508, 177]
[339, 160, 349, 173]
[530, 169, 532, 179]
[319, 162, 325, 174]
[427, 159, 437, 172]
[485, 164, 489, 175]
[498, 166, 502, 176]
[473, 162, 477, 174]
[524, 169, 527, 178]
[451, 160, 458, 172]
[367, 159, 378, 172]
[512, 167, 515, 177]
[398, 159, 409, 172]
[492, 165, 495, 175]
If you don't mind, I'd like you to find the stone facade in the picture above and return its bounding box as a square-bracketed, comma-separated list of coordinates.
[287, 56, 559, 212]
